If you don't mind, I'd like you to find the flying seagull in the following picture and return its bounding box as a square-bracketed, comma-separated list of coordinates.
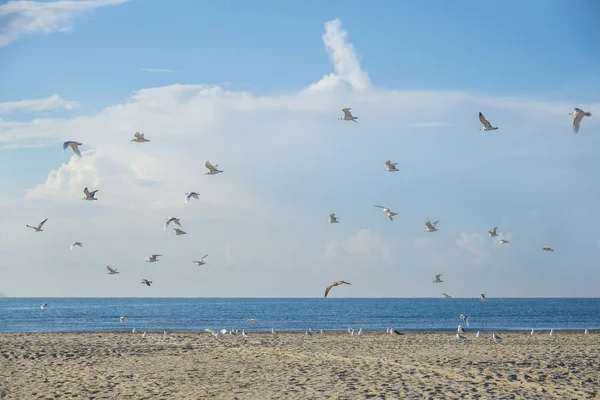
[480, 293, 487, 302]
[542, 246, 554, 252]
[193, 254, 208, 266]
[425, 220, 439, 232]
[479, 112, 498, 131]
[70, 241, 83, 251]
[442, 292, 452, 298]
[145, 254, 161, 263]
[120, 316, 128, 323]
[499, 239, 510, 244]
[106, 265, 119, 275]
[432, 274, 443, 283]
[141, 279, 152, 286]
[339, 108, 358, 123]
[459, 314, 469, 327]
[569, 108, 592, 134]
[26, 218, 48, 232]
[324, 280, 351, 297]
[164, 217, 181, 231]
[131, 132, 150, 142]
[205, 161, 223, 175]
[173, 228, 187, 235]
[374, 205, 399, 221]
[489, 227, 498, 237]
[384, 160, 399, 172]
[328, 213, 339, 223]
[185, 192, 201, 203]
[63, 141, 83, 157]
[82, 187, 98, 201]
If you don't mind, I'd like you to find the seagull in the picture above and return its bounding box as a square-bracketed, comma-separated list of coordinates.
[499, 239, 510, 244]
[132, 328, 136, 333]
[476, 331, 481, 338]
[242, 330, 248, 338]
[569, 108, 592, 134]
[141, 332, 147, 339]
[456, 333, 467, 340]
[390, 328, 401, 335]
[185, 192, 201, 203]
[459, 314, 469, 327]
[328, 213, 339, 223]
[479, 112, 498, 131]
[374, 205, 399, 221]
[324, 280, 351, 297]
[480, 294, 487, 302]
[145, 254, 161, 263]
[492, 332, 502, 342]
[63, 141, 83, 157]
[120, 316, 128, 323]
[205, 328, 226, 339]
[531, 329, 535, 336]
[442, 292, 452, 298]
[70, 241, 83, 251]
[131, 132, 150, 142]
[163, 330, 167, 337]
[82, 187, 98, 201]
[164, 217, 181, 231]
[248, 318, 256, 324]
[205, 161, 223, 175]
[357, 328, 362, 336]
[141, 279, 152, 286]
[384, 160, 399, 172]
[106, 265, 119, 275]
[305, 329, 312, 336]
[40, 303, 49, 310]
[271, 328, 275, 335]
[425, 220, 439, 232]
[584, 329, 589, 335]
[432, 274, 443, 283]
[542, 246, 554, 252]
[549, 329, 554, 336]
[339, 108, 358, 123]
[488, 227, 499, 237]
[458, 325, 466, 335]
[26, 218, 48, 232]
[193, 255, 208, 266]
[173, 228, 187, 235]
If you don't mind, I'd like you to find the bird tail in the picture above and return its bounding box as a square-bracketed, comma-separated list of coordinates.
[584, 112, 592, 117]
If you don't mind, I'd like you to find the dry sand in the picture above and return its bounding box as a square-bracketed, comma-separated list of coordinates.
[0, 331, 598, 399]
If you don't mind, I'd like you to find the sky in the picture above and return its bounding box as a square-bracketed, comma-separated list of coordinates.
[0, 0, 599, 298]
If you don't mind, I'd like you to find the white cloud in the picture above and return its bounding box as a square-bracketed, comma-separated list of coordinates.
[326, 229, 390, 261]
[140, 68, 180, 74]
[0, 0, 133, 47]
[456, 233, 486, 263]
[0, 95, 79, 114]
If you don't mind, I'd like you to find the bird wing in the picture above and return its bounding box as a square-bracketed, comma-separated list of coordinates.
[426, 221, 435, 230]
[388, 214, 394, 221]
[435, 274, 441, 280]
[479, 112, 492, 128]
[134, 132, 143, 140]
[90, 190, 98, 196]
[70, 142, 82, 157]
[329, 213, 335, 219]
[342, 108, 352, 117]
[324, 284, 334, 298]
[202, 254, 208, 260]
[174, 219, 181, 227]
[38, 218, 48, 229]
[374, 205, 386, 209]
[107, 265, 116, 273]
[151, 254, 161, 259]
[573, 114, 583, 133]
[385, 160, 393, 168]
[205, 160, 216, 172]
[492, 227, 497, 234]
[340, 281, 351, 285]
[62, 141, 70, 150]
[83, 187, 91, 197]
[432, 220, 439, 227]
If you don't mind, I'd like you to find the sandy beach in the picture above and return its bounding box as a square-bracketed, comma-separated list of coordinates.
[0, 331, 598, 399]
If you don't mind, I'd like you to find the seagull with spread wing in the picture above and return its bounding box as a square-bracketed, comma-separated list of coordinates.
[489, 227, 498, 237]
[63, 141, 83, 157]
[328, 213, 339, 223]
[164, 217, 181, 231]
[185, 192, 201, 203]
[106, 265, 119, 275]
[384, 160, 399, 172]
[324, 281, 351, 297]
[432, 274, 443, 283]
[145, 254, 161, 263]
[26, 218, 48, 232]
[70, 241, 83, 251]
[479, 112, 498, 131]
[82, 187, 98, 201]
[205, 161, 223, 175]
[374, 205, 399, 221]
[141, 279, 152, 286]
[131, 132, 150, 142]
[569, 108, 591, 134]
[193, 255, 208, 266]
[542, 246, 554, 252]
[425, 220, 439, 232]
[499, 239, 510, 244]
[339, 108, 358, 123]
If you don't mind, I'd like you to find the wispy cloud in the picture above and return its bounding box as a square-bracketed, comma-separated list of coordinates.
[0, 95, 79, 114]
[407, 122, 453, 128]
[140, 68, 180, 74]
[326, 229, 390, 261]
[456, 233, 487, 263]
[0, 0, 133, 47]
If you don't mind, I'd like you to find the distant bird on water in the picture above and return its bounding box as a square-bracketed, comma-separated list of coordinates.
[26, 217, 48, 232]
[488, 227, 499, 237]
[384, 160, 399, 172]
[569, 108, 591, 134]
[82, 187, 98, 201]
[63, 141, 83, 157]
[328, 213, 339, 223]
[339, 108, 358, 123]
[141, 279, 152, 287]
[106, 265, 119, 275]
[193, 255, 208, 266]
[205, 161, 223, 175]
[324, 281, 351, 297]
[70, 241, 83, 251]
[480, 294, 487, 301]
[185, 192, 201, 203]
[479, 112, 498, 131]
[131, 132, 150, 142]
[432, 274, 443, 283]
[374, 205, 399, 221]
[425, 220, 439, 232]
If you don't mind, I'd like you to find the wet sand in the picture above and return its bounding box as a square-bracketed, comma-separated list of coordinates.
[0, 331, 598, 399]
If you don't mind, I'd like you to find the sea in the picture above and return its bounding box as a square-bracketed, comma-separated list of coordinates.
[0, 298, 599, 333]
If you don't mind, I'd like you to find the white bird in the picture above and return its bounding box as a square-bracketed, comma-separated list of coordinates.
[141, 279, 152, 286]
[479, 112, 498, 131]
[584, 329, 589, 335]
[432, 274, 443, 283]
[476, 331, 481, 338]
[459, 314, 469, 327]
[488, 227, 499, 237]
[569, 108, 592, 134]
[339, 108, 358, 123]
[193, 255, 208, 266]
[320, 329, 323, 334]
[305, 329, 312, 336]
[442, 292, 452, 298]
[492, 332, 502, 342]
[106, 265, 119, 275]
[163, 330, 167, 337]
[499, 239, 510, 244]
[374, 205, 399, 221]
[132, 328, 136, 333]
[384, 160, 399, 172]
[324, 280, 351, 297]
[185, 192, 201, 203]
[120, 316, 128, 323]
[480, 294, 487, 302]
[248, 318, 256, 324]
[390, 328, 401, 335]
[357, 328, 362, 336]
[173, 228, 187, 235]
[549, 329, 554, 336]
[26, 217, 48, 232]
[542, 246, 554, 252]
[458, 325, 466, 335]
[425, 220, 439, 232]
[40, 303, 49, 309]
[531, 329, 535, 336]
[204, 328, 225, 339]
[164, 217, 181, 231]
[141, 332, 147, 339]
[82, 187, 98, 201]
[205, 160, 223, 175]
[145, 254, 161, 263]
[456, 333, 467, 340]
[328, 213, 339, 223]
[242, 330, 248, 338]
[63, 141, 83, 157]
[271, 328, 275, 335]
[70, 241, 83, 251]
[131, 132, 150, 142]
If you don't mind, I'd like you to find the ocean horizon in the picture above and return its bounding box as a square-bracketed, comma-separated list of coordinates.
[1, 297, 599, 334]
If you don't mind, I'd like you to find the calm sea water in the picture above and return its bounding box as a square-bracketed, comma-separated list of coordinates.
[0, 298, 599, 333]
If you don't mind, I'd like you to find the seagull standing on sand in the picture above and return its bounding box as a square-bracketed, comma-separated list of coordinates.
[569, 108, 592, 134]
[339, 108, 358, 123]
[584, 329, 589, 335]
[456, 333, 467, 340]
[106, 265, 119, 275]
[142, 332, 147, 339]
[141, 279, 152, 286]
[384, 160, 399, 172]
[425, 220, 439, 232]
[432, 274, 443, 283]
[185, 192, 201, 203]
[145, 254, 161, 263]
[328, 213, 339, 223]
[476, 331, 481, 338]
[205, 328, 226, 339]
[70, 241, 83, 250]
[131, 132, 150, 142]
[549, 329, 554, 336]
[489, 227, 499, 237]
[63, 141, 83, 157]
[480, 294, 487, 302]
[542, 246, 554, 252]
[492, 332, 502, 342]
[374, 205, 399, 221]
[500, 239, 510, 244]
[164, 217, 181, 231]
[193, 255, 209, 266]
[82, 187, 98, 201]
[531, 329, 535, 336]
[26, 218, 48, 232]
[205, 161, 223, 175]
[324, 280, 351, 297]
[479, 112, 498, 131]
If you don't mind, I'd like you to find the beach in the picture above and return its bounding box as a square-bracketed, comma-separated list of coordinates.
[0, 332, 598, 399]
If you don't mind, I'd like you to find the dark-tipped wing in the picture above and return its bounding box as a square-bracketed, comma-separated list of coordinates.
[38, 218, 48, 229]
[479, 112, 492, 128]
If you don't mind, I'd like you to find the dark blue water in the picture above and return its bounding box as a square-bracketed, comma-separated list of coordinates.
[0, 298, 598, 333]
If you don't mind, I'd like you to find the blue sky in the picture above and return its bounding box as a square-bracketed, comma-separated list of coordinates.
[0, 0, 599, 297]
